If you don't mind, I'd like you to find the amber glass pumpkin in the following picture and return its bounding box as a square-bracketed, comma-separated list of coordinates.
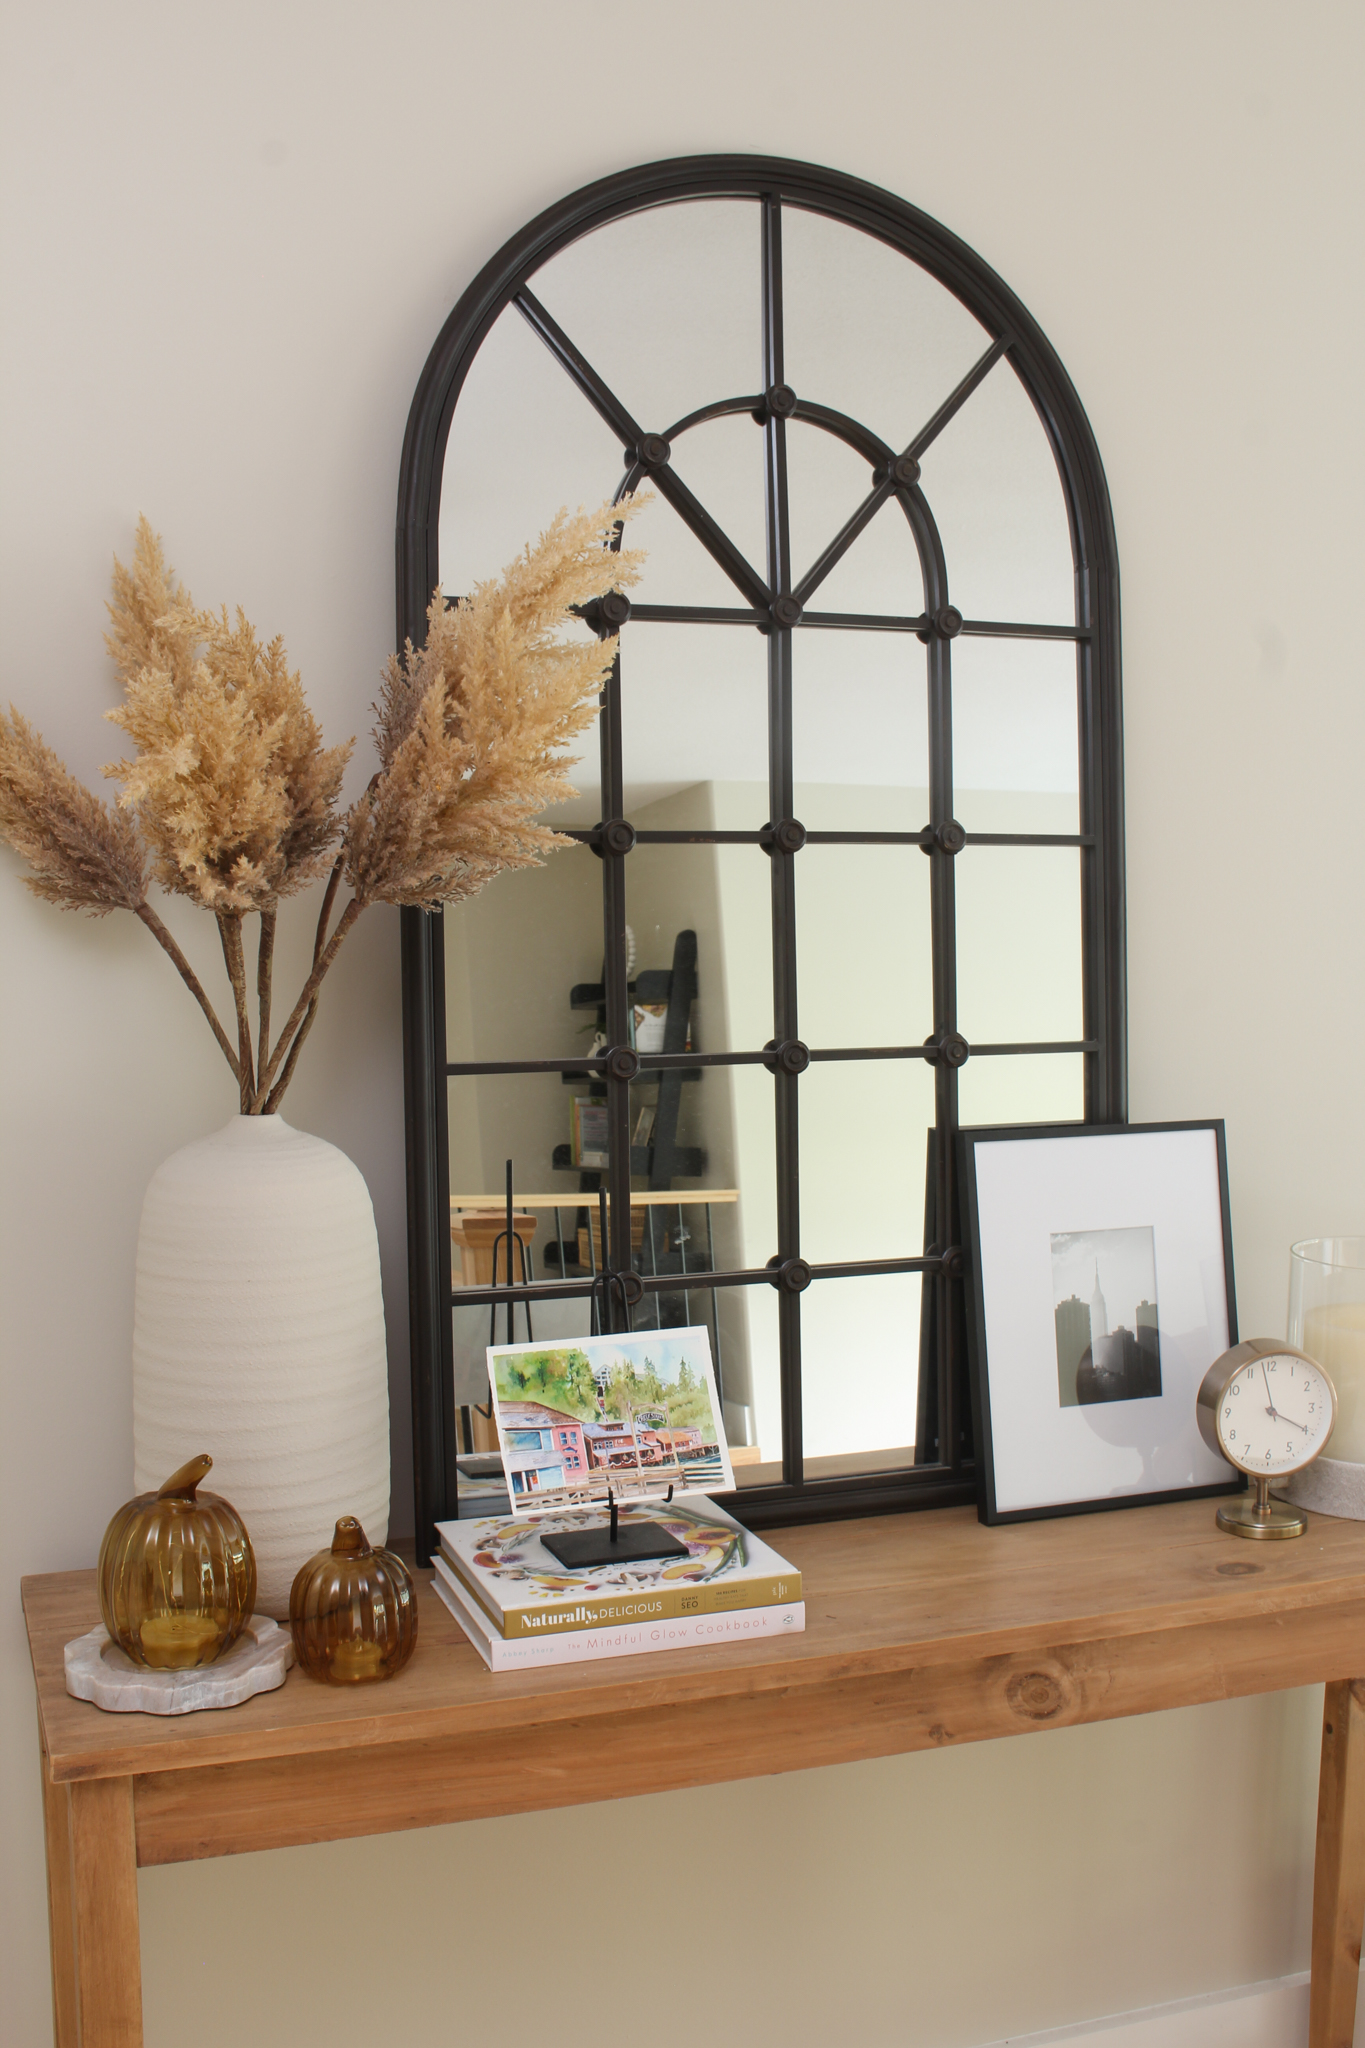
[98, 1453, 256, 1669]
[289, 1517, 417, 1684]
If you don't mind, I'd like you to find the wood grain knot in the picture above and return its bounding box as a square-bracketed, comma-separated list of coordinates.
[1215, 1560, 1262, 1576]
[1005, 1669, 1068, 1722]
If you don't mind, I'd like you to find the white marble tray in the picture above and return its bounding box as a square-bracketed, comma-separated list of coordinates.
[64, 1616, 293, 1714]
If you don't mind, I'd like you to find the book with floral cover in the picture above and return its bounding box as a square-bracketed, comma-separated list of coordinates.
[434, 1496, 801, 1641]
[431, 1552, 804, 1672]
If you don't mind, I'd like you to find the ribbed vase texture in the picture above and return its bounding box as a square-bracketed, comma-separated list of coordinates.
[132, 1115, 390, 1617]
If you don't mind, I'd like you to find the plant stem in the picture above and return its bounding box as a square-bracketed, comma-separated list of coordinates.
[314, 854, 343, 966]
[134, 902, 241, 1082]
[257, 903, 277, 1071]
[216, 911, 256, 1112]
[257, 857, 347, 1114]
[263, 997, 320, 1112]
[251, 895, 365, 1109]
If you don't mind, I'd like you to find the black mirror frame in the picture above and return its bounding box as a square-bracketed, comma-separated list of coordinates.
[395, 154, 1125, 1560]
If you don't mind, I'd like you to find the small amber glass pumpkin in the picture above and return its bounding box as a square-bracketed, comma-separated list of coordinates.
[289, 1518, 418, 1684]
[98, 1453, 256, 1670]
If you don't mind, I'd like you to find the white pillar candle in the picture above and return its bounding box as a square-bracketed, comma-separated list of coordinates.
[1303, 1303, 1365, 1464]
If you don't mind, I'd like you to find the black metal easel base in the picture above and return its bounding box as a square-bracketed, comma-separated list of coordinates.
[541, 1521, 690, 1569]
[539, 1488, 689, 1570]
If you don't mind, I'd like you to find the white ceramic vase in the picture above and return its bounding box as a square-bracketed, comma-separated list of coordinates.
[132, 1115, 390, 1617]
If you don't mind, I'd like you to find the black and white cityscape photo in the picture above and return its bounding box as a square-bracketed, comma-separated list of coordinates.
[1050, 1226, 1163, 1407]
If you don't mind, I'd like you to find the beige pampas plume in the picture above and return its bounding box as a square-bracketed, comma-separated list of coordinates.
[343, 498, 644, 910]
[0, 498, 645, 1114]
[103, 523, 353, 914]
[0, 708, 146, 915]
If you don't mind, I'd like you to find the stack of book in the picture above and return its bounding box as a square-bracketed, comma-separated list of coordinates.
[431, 1497, 804, 1672]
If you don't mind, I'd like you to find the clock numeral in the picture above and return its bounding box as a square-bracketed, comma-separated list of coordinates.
[1269, 1362, 1277, 1374]
[1224, 1406, 1231, 1419]
[1228, 1429, 1236, 1440]
[1265, 1451, 1273, 1464]
[1287, 1441, 1295, 1454]
[1232, 1385, 1240, 1397]
[1309, 1403, 1316, 1413]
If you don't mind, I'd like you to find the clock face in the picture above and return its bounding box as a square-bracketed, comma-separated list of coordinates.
[1216, 1352, 1335, 1475]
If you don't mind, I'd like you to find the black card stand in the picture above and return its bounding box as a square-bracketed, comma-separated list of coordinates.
[540, 1488, 690, 1570]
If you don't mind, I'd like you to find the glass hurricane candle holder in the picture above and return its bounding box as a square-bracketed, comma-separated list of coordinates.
[1290, 1238, 1365, 1464]
[289, 1518, 418, 1684]
[98, 1453, 256, 1669]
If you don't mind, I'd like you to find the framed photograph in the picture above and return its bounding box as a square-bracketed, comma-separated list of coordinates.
[487, 1326, 735, 1516]
[959, 1121, 1242, 1524]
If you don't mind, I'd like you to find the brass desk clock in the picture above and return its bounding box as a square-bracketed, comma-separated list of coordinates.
[1196, 1338, 1336, 1538]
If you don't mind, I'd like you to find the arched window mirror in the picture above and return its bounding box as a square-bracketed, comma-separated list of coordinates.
[398, 155, 1124, 1556]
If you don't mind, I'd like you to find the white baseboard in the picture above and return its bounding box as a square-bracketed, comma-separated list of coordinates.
[976, 1971, 1312, 2048]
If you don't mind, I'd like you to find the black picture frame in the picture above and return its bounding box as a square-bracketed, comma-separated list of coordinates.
[959, 1120, 1243, 1526]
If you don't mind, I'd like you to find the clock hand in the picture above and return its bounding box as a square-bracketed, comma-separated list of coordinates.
[1261, 1363, 1280, 1421]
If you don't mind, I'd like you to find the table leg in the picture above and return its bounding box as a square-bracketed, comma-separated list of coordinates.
[40, 1763, 78, 2048]
[68, 1777, 142, 2048]
[1310, 1679, 1365, 2048]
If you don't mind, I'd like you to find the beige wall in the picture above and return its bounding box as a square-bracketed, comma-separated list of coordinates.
[3, 5, 1362, 2045]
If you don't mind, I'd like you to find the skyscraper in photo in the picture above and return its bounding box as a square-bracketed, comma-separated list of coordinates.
[1055, 1295, 1092, 1406]
[1090, 1263, 1109, 1341]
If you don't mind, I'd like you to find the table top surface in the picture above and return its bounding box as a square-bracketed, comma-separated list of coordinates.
[24, 1499, 1365, 1785]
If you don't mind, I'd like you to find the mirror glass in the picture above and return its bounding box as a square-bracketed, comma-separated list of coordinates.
[796, 843, 931, 1048]
[618, 627, 770, 831]
[952, 635, 1079, 835]
[438, 188, 1086, 1487]
[955, 846, 1084, 1046]
[531, 200, 760, 435]
[780, 206, 991, 449]
[916, 357, 1075, 625]
[957, 1052, 1085, 1127]
[792, 630, 927, 828]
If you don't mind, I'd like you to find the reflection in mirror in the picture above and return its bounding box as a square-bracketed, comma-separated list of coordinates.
[802, 1273, 922, 1472]
[529, 200, 759, 438]
[796, 1052, 931, 1472]
[625, 481, 754, 612]
[724, 1283, 782, 1486]
[916, 357, 1075, 625]
[426, 167, 1117, 1517]
[447, 1071, 597, 1432]
[955, 847, 1083, 1046]
[781, 206, 991, 449]
[438, 301, 622, 593]
[444, 851, 602, 1064]
[625, 840, 769, 1058]
[663, 414, 766, 593]
[785, 425, 920, 615]
[791, 631, 927, 826]
[613, 625, 769, 832]
[447, 881, 780, 1458]
[798, 1058, 933, 1265]
[797, 844, 931, 1049]
[957, 1052, 1084, 1127]
[952, 636, 1079, 835]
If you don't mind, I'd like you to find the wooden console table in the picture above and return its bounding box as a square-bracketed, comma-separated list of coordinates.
[23, 1499, 1365, 2048]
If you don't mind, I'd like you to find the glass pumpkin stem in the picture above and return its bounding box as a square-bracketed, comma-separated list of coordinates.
[331, 1516, 372, 1556]
[156, 1452, 214, 1501]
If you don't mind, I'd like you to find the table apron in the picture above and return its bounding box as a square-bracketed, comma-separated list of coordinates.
[134, 1608, 1364, 1864]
